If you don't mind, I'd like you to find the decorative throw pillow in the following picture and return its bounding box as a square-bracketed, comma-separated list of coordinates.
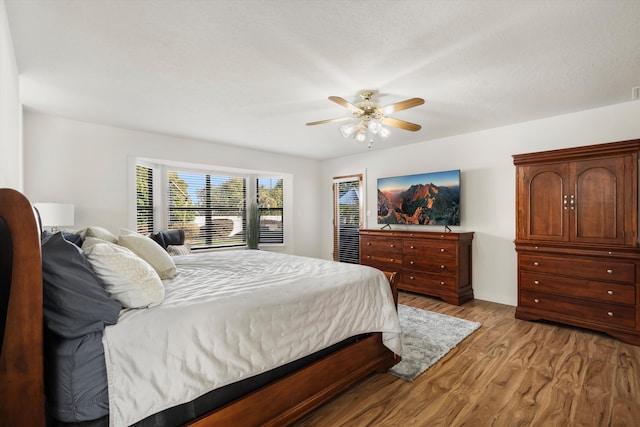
[166, 244, 192, 256]
[83, 240, 165, 309]
[85, 226, 118, 243]
[118, 231, 177, 279]
[41, 233, 121, 338]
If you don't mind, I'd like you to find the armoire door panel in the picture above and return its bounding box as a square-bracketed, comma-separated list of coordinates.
[572, 157, 625, 245]
[522, 163, 569, 241]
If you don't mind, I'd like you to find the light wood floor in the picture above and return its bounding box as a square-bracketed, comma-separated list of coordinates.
[294, 292, 640, 427]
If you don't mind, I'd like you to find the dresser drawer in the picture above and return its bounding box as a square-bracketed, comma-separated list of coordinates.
[520, 272, 635, 305]
[402, 270, 456, 290]
[404, 257, 457, 276]
[403, 240, 456, 259]
[519, 254, 635, 284]
[360, 237, 402, 254]
[520, 290, 636, 329]
[360, 252, 403, 268]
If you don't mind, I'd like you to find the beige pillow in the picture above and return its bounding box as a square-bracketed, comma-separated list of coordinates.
[118, 231, 177, 279]
[85, 226, 118, 243]
[83, 240, 165, 308]
[167, 244, 191, 256]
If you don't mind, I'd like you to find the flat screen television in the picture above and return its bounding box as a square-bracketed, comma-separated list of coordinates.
[377, 169, 460, 226]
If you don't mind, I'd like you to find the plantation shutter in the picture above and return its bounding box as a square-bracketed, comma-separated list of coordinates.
[136, 164, 154, 234]
[333, 175, 363, 264]
[257, 178, 284, 244]
[168, 171, 247, 249]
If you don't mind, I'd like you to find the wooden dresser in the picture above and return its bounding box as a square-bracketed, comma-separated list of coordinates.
[513, 139, 640, 345]
[359, 229, 474, 305]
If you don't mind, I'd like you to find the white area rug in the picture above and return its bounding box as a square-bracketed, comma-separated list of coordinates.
[389, 304, 481, 381]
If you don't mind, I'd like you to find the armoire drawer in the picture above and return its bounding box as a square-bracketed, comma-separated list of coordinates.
[519, 254, 635, 284]
[520, 290, 636, 329]
[403, 240, 456, 259]
[520, 272, 635, 305]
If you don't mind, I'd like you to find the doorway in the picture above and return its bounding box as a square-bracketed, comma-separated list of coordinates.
[332, 175, 363, 264]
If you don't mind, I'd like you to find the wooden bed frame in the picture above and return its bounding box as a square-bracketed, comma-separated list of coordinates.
[0, 188, 399, 426]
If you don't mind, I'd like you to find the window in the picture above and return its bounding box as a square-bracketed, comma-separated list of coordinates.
[136, 164, 154, 234]
[135, 160, 285, 249]
[257, 178, 283, 244]
[168, 171, 246, 249]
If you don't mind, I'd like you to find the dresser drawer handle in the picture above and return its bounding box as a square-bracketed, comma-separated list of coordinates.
[607, 290, 614, 295]
[366, 242, 371, 246]
[409, 261, 415, 265]
[440, 281, 445, 285]
[390, 244, 395, 248]
[409, 276, 415, 280]
[534, 298, 540, 303]
[607, 311, 614, 317]
[440, 248, 445, 252]
[390, 259, 395, 262]
[366, 255, 371, 259]
[440, 265, 446, 269]
[533, 280, 540, 285]
[533, 262, 539, 266]
[410, 245, 415, 249]
[606, 269, 613, 274]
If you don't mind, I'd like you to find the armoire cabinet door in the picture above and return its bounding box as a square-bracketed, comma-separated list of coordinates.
[518, 162, 570, 241]
[572, 156, 626, 245]
[518, 157, 629, 245]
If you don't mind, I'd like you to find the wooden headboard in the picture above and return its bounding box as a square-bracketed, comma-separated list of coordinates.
[0, 188, 46, 425]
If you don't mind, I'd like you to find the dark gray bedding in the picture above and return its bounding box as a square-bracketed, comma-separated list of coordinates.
[44, 332, 110, 422]
[41, 232, 121, 422]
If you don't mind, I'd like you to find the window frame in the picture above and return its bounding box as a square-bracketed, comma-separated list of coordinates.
[131, 158, 288, 250]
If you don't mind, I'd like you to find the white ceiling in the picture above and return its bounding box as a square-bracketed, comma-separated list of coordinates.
[5, 0, 640, 160]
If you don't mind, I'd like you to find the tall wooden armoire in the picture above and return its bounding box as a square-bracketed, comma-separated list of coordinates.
[513, 139, 640, 345]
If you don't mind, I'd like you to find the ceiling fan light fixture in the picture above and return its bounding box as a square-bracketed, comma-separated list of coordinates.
[307, 91, 424, 148]
[340, 123, 357, 138]
[367, 119, 380, 132]
[378, 126, 391, 139]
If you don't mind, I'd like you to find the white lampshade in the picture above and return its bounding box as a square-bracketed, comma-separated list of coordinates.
[34, 203, 75, 231]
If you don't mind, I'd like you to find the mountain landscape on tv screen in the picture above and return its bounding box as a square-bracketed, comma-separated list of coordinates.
[378, 182, 460, 225]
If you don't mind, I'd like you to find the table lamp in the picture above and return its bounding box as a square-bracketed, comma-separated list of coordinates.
[33, 203, 75, 232]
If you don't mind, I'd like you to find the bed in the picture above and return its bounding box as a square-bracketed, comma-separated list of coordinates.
[0, 188, 401, 426]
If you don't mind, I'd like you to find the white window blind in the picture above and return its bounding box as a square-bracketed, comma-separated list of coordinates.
[168, 171, 247, 249]
[257, 177, 283, 244]
[136, 164, 154, 234]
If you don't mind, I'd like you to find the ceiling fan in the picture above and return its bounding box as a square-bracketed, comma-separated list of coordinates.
[306, 90, 425, 147]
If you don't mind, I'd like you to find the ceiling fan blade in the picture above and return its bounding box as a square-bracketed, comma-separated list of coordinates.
[380, 117, 422, 132]
[379, 98, 425, 115]
[305, 116, 351, 126]
[328, 96, 363, 113]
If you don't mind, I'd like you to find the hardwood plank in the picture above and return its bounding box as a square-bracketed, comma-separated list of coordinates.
[293, 292, 640, 426]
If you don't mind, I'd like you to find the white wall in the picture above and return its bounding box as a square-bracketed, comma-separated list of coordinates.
[0, 0, 22, 190]
[22, 111, 321, 258]
[320, 101, 640, 306]
[18, 85, 640, 307]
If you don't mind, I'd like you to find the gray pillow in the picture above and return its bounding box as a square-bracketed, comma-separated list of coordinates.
[42, 233, 121, 339]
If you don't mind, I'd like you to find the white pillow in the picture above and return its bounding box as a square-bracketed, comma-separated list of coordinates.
[85, 226, 118, 243]
[83, 240, 165, 308]
[118, 231, 177, 279]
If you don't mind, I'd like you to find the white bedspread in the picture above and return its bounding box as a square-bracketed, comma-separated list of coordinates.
[102, 250, 401, 426]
